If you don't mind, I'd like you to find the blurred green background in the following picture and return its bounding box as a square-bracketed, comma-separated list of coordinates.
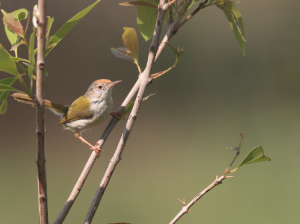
[1, 0, 299, 223]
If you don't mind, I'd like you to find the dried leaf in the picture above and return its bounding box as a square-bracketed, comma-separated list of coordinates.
[122, 27, 139, 60]
[1, 9, 24, 38]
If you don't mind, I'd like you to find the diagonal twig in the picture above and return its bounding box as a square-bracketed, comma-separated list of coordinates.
[169, 133, 242, 224]
[83, 0, 169, 223]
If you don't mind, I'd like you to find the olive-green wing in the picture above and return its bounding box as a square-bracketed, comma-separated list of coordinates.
[59, 95, 93, 125]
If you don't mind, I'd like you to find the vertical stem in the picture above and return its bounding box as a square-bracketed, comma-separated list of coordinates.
[35, 1, 48, 224]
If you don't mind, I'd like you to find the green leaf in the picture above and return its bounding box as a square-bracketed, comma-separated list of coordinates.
[151, 43, 184, 79]
[45, 16, 54, 39]
[120, 1, 157, 8]
[0, 77, 18, 85]
[28, 29, 36, 81]
[166, 43, 184, 65]
[0, 100, 8, 114]
[111, 47, 134, 62]
[0, 91, 9, 102]
[0, 77, 17, 102]
[0, 44, 19, 76]
[12, 8, 28, 21]
[122, 27, 139, 60]
[45, 0, 102, 56]
[0, 84, 22, 92]
[137, 0, 158, 41]
[230, 146, 271, 173]
[120, 94, 155, 119]
[217, 2, 246, 56]
[10, 57, 29, 63]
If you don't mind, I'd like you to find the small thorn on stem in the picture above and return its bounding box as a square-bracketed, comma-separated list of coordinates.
[177, 198, 185, 206]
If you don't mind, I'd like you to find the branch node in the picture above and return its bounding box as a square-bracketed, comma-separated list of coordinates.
[157, 19, 161, 27]
[150, 45, 156, 52]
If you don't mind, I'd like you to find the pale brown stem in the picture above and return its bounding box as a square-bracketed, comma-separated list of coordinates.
[169, 133, 242, 224]
[35, 1, 48, 224]
[83, 1, 168, 223]
[169, 175, 226, 224]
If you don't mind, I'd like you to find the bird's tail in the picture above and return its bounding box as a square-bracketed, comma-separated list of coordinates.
[11, 93, 68, 115]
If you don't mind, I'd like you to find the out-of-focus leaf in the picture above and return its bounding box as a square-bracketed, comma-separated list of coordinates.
[10, 57, 29, 63]
[120, 93, 155, 119]
[137, 0, 158, 41]
[1, 9, 28, 46]
[28, 29, 36, 80]
[0, 77, 18, 86]
[0, 84, 22, 92]
[45, 0, 101, 56]
[0, 91, 9, 102]
[0, 100, 8, 114]
[122, 27, 139, 60]
[12, 8, 28, 21]
[229, 146, 271, 173]
[0, 77, 17, 102]
[120, 1, 157, 8]
[217, 2, 246, 56]
[111, 47, 134, 62]
[0, 44, 19, 76]
[46, 16, 54, 39]
[1, 9, 25, 38]
[152, 43, 184, 79]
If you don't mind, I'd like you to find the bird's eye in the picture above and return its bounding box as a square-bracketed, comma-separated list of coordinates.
[98, 85, 103, 90]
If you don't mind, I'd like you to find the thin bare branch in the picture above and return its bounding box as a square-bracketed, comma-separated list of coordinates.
[83, 1, 169, 223]
[169, 133, 242, 224]
[169, 175, 226, 224]
[35, 1, 48, 224]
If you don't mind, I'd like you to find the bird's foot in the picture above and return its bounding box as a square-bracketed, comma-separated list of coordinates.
[110, 111, 122, 119]
[75, 133, 102, 157]
[90, 146, 103, 157]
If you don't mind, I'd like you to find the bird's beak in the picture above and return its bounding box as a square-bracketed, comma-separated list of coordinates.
[107, 80, 122, 89]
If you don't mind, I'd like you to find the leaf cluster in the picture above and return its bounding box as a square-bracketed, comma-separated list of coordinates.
[0, 1, 101, 114]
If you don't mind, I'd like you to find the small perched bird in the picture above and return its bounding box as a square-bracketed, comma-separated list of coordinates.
[12, 79, 121, 155]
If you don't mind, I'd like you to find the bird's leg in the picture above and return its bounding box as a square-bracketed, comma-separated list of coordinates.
[74, 133, 102, 157]
[110, 111, 122, 119]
